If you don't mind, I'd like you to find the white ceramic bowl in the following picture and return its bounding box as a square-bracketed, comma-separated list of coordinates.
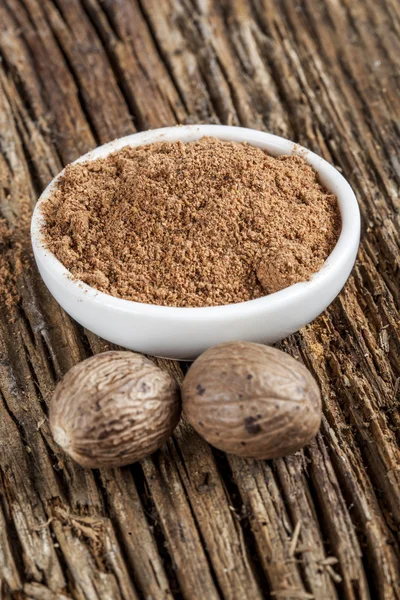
[31, 125, 360, 360]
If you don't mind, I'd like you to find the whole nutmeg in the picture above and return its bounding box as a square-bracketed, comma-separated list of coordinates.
[50, 351, 180, 468]
[182, 341, 321, 459]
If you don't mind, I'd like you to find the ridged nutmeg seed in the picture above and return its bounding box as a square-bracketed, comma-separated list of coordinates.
[182, 341, 321, 459]
[50, 351, 181, 468]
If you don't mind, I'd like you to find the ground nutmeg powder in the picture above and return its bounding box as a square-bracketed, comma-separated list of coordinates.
[41, 137, 341, 307]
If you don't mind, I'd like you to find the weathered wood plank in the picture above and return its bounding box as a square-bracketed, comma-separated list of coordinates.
[0, 1, 399, 599]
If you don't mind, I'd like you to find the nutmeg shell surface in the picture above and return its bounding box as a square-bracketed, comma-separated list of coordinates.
[50, 351, 181, 468]
[182, 341, 321, 459]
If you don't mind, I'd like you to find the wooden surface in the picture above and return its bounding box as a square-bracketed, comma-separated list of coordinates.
[0, 1, 399, 599]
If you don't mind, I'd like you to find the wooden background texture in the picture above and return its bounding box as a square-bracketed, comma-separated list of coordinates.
[0, 0, 399, 599]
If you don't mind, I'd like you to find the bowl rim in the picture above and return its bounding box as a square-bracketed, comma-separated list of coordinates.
[31, 124, 360, 321]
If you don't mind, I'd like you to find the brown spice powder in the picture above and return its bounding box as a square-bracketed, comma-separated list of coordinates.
[0, 218, 21, 310]
[41, 137, 341, 307]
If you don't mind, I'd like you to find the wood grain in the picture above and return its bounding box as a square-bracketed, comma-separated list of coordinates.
[0, 1, 399, 599]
